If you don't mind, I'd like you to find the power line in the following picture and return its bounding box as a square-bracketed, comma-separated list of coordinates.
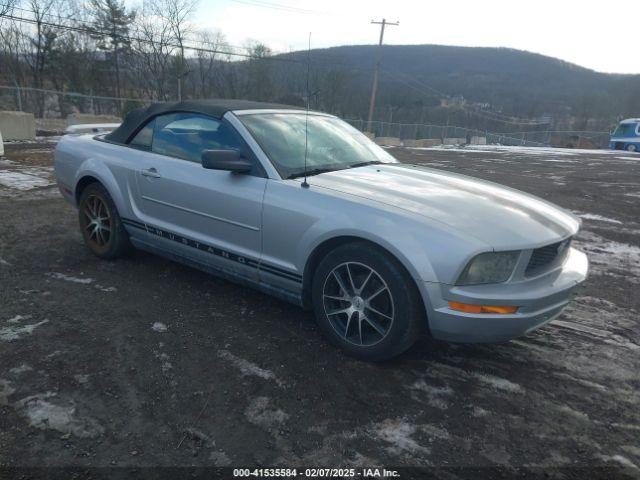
[226, 0, 327, 15]
[0, 84, 151, 102]
[0, 11, 302, 64]
[1, 2, 284, 55]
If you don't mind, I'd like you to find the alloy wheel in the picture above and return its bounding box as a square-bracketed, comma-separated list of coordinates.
[82, 194, 112, 249]
[322, 262, 395, 346]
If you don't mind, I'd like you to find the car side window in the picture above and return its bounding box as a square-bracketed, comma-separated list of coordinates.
[129, 119, 155, 150]
[151, 113, 244, 163]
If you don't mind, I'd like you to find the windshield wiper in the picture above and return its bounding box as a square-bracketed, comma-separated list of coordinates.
[348, 160, 383, 169]
[287, 167, 343, 179]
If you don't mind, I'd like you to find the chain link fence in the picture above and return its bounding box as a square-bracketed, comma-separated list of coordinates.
[0, 85, 151, 133]
[346, 119, 612, 149]
[0, 85, 612, 148]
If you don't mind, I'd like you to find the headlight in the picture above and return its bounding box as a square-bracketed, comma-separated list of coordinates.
[456, 251, 520, 285]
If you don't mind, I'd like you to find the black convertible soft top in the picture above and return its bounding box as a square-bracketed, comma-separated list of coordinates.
[105, 99, 303, 144]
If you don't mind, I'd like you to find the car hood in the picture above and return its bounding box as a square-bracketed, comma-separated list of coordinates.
[309, 164, 580, 250]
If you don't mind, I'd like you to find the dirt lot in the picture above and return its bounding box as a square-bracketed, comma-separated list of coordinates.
[0, 139, 639, 478]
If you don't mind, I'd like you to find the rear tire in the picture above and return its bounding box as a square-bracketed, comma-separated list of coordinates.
[626, 144, 637, 152]
[78, 183, 132, 259]
[311, 242, 425, 361]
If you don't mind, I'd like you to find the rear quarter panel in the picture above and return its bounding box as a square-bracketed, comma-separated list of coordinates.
[54, 135, 136, 217]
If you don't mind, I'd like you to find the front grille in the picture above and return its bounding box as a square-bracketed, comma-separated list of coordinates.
[525, 238, 572, 277]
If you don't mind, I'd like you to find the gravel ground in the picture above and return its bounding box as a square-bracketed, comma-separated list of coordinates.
[0, 139, 639, 478]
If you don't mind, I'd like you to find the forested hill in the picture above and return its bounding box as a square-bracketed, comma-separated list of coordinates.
[271, 44, 640, 131]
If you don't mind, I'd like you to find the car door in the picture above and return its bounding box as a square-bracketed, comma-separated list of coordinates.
[129, 112, 266, 281]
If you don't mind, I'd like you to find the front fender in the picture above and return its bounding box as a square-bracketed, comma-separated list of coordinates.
[292, 190, 490, 286]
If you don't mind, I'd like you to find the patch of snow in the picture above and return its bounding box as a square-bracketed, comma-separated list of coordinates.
[551, 296, 640, 351]
[209, 450, 231, 466]
[0, 171, 53, 190]
[94, 284, 117, 292]
[0, 257, 11, 266]
[616, 156, 640, 161]
[47, 272, 94, 284]
[473, 373, 523, 394]
[373, 419, 430, 456]
[0, 319, 49, 341]
[574, 230, 640, 282]
[9, 364, 33, 375]
[7, 315, 28, 324]
[471, 145, 617, 156]
[597, 454, 639, 470]
[74, 374, 90, 385]
[161, 361, 173, 374]
[151, 322, 168, 332]
[472, 406, 489, 417]
[0, 379, 15, 405]
[410, 379, 453, 410]
[15, 392, 104, 438]
[245, 397, 288, 429]
[218, 350, 283, 386]
[576, 213, 623, 224]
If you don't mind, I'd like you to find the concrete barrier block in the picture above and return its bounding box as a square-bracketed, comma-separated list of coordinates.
[414, 139, 442, 147]
[443, 137, 466, 145]
[0, 111, 36, 141]
[0, 130, 4, 156]
[374, 136, 401, 147]
[470, 136, 487, 145]
[67, 113, 122, 126]
[362, 131, 375, 139]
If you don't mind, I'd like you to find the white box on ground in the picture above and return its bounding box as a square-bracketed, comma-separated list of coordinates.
[0, 111, 36, 141]
[374, 137, 401, 146]
[470, 136, 487, 145]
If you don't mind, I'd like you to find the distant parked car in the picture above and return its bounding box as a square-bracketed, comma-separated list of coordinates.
[65, 123, 121, 135]
[53, 99, 589, 361]
[610, 118, 640, 152]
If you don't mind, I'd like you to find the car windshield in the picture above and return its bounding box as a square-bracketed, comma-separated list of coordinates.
[613, 123, 636, 137]
[239, 113, 397, 179]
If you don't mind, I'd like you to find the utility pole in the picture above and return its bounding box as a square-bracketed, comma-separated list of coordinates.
[367, 18, 399, 133]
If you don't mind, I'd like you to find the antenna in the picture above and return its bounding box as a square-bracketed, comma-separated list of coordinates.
[301, 32, 311, 188]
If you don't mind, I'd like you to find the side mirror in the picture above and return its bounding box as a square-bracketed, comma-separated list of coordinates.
[201, 149, 252, 173]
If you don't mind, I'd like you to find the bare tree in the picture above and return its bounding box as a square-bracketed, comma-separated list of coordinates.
[0, 0, 17, 17]
[194, 29, 226, 98]
[150, 0, 198, 100]
[131, 3, 176, 101]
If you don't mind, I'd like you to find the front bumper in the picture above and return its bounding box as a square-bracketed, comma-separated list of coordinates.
[424, 247, 588, 343]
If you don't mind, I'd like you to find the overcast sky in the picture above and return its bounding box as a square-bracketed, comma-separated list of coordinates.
[191, 0, 638, 74]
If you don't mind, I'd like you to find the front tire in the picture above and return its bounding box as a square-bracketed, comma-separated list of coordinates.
[626, 144, 637, 152]
[78, 183, 132, 259]
[311, 242, 425, 361]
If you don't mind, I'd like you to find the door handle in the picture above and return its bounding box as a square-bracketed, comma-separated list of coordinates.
[141, 167, 161, 178]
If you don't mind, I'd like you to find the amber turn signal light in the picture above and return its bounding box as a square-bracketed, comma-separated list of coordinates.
[448, 301, 518, 314]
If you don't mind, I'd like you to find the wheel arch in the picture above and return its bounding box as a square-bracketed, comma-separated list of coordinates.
[75, 175, 102, 204]
[301, 235, 429, 319]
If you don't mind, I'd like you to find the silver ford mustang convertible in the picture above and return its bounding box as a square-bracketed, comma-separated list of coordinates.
[54, 100, 588, 360]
